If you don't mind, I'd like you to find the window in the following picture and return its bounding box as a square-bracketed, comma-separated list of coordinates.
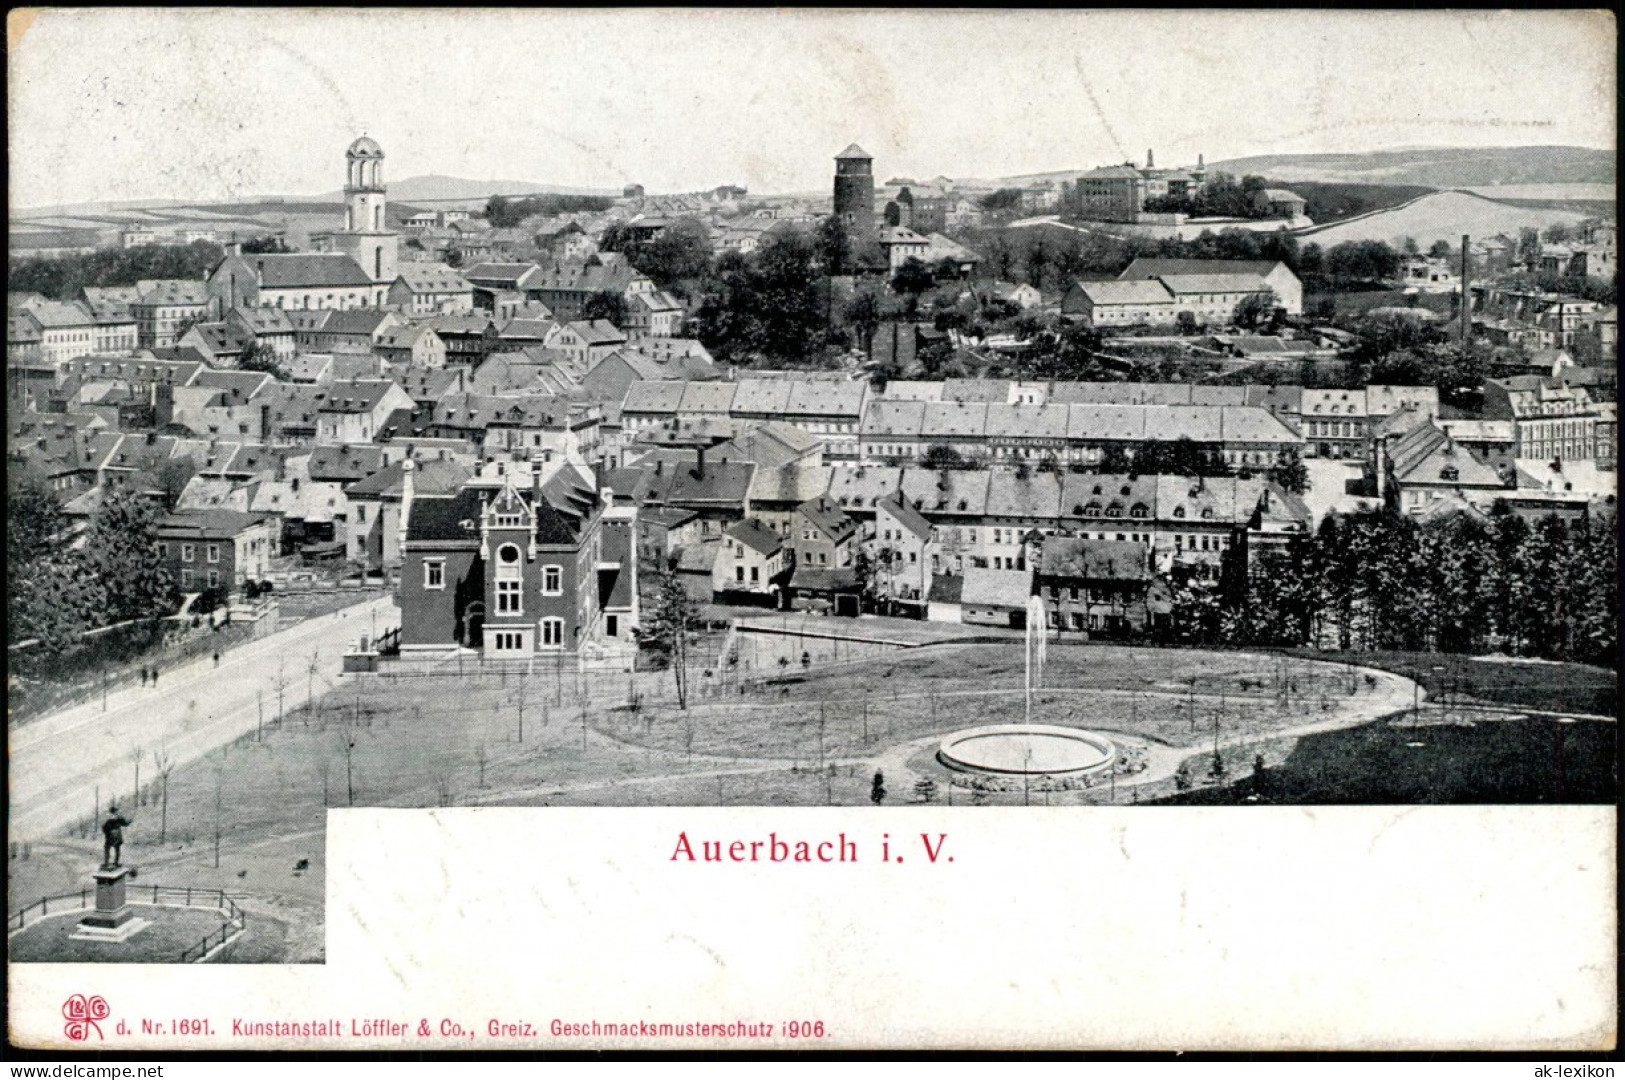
[750, 566, 759, 582]
[424, 560, 445, 589]
[356, 505, 366, 522]
[541, 618, 563, 647]
[181, 544, 195, 562]
[542, 565, 562, 594]
[736, 565, 745, 583]
[606, 615, 618, 638]
[207, 544, 220, 563]
[158, 542, 169, 558]
[181, 569, 193, 587]
[207, 569, 220, 588]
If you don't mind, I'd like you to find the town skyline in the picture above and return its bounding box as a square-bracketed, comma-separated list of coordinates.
[9, 8, 1616, 209]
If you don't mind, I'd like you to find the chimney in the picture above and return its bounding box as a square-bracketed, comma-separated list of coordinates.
[397, 457, 415, 563]
[1146, 149, 1154, 169]
[695, 444, 706, 480]
[1197, 153, 1204, 169]
[291, 477, 300, 492]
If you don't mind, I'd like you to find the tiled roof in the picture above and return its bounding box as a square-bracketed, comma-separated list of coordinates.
[1065, 405, 1146, 441]
[786, 380, 866, 418]
[564, 319, 627, 345]
[725, 517, 784, 555]
[393, 265, 472, 293]
[190, 369, 273, 398]
[900, 468, 991, 516]
[349, 457, 471, 498]
[1058, 473, 1157, 520]
[986, 470, 1064, 520]
[986, 403, 1067, 440]
[797, 495, 856, 540]
[943, 378, 1011, 403]
[1156, 273, 1272, 295]
[1037, 538, 1147, 581]
[136, 279, 209, 306]
[156, 509, 267, 538]
[26, 300, 97, 329]
[877, 493, 932, 540]
[1119, 258, 1287, 280]
[306, 444, 386, 483]
[921, 401, 989, 439]
[730, 378, 794, 416]
[622, 380, 686, 415]
[827, 465, 903, 512]
[678, 381, 737, 415]
[1072, 279, 1174, 306]
[252, 253, 373, 288]
[748, 464, 832, 505]
[319, 379, 400, 414]
[315, 309, 397, 337]
[958, 566, 1032, 608]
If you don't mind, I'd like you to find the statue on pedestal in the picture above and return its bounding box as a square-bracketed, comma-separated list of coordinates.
[100, 806, 131, 869]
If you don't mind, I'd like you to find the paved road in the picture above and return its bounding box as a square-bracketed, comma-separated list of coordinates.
[8, 596, 398, 842]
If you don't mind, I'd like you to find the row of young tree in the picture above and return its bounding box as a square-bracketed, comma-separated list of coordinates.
[1177, 505, 1618, 668]
[8, 480, 176, 652]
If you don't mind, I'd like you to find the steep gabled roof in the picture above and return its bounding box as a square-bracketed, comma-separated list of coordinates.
[725, 517, 784, 555]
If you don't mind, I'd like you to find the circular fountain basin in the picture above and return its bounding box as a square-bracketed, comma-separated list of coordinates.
[937, 724, 1116, 777]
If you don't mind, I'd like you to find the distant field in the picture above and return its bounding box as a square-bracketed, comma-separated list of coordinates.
[1464, 183, 1615, 202]
[1296, 190, 1595, 249]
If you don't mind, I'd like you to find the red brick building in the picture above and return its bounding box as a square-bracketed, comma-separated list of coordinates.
[396, 459, 637, 659]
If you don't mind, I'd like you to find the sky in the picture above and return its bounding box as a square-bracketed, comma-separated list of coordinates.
[7, 8, 1617, 209]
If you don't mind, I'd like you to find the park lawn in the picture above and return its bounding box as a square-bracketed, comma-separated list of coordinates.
[596, 643, 1409, 762]
[1154, 710, 1619, 805]
[9, 904, 235, 964]
[1294, 650, 1617, 716]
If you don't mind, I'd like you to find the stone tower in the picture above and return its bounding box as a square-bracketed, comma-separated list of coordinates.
[833, 143, 876, 240]
[337, 136, 398, 285]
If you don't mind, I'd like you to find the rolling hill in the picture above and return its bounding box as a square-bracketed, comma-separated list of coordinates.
[1207, 146, 1613, 189]
[311, 174, 614, 204]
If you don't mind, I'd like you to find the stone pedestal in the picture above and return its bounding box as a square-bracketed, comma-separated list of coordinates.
[72, 866, 149, 942]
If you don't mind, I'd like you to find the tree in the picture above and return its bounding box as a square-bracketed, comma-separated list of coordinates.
[819, 214, 853, 276]
[922, 444, 968, 471]
[1428, 239, 1452, 258]
[151, 457, 197, 512]
[6, 479, 98, 651]
[1233, 289, 1280, 331]
[86, 487, 176, 623]
[443, 248, 464, 269]
[582, 290, 627, 325]
[634, 567, 697, 708]
[1268, 448, 1310, 495]
[240, 235, 290, 255]
[633, 217, 713, 289]
[1025, 235, 1050, 291]
[978, 188, 1024, 213]
[237, 341, 286, 380]
[890, 257, 936, 319]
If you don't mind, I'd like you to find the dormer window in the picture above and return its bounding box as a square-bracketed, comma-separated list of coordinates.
[1201, 508, 1214, 520]
[1173, 506, 1186, 518]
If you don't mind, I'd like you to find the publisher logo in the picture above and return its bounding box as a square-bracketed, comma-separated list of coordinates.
[62, 995, 109, 1041]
